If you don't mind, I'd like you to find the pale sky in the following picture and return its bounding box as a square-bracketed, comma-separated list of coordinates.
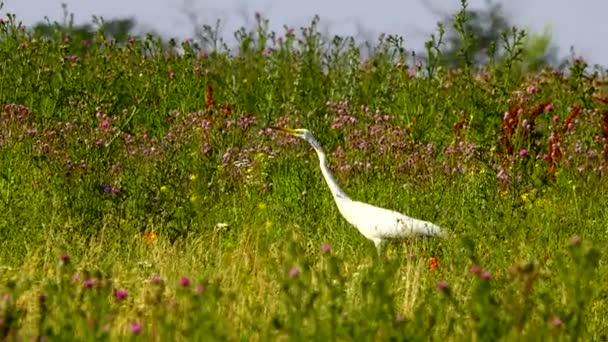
[2, 0, 607, 66]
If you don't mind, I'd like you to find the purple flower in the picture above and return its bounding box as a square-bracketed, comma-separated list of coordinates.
[288, 267, 301, 278]
[84, 278, 95, 288]
[321, 243, 331, 254]
[179, 277, 191, 288]
[60, 254, 70, 265]
[100, 183, 112, 194]
[519, 149, 528, 158]
[115, 288, 128, 301]
[130, 321, 143, 334]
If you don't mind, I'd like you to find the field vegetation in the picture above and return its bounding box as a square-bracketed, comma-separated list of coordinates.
[0, 1, 607, 340]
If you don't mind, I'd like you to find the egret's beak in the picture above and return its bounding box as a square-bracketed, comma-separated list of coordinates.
[269, 126, 298, 135]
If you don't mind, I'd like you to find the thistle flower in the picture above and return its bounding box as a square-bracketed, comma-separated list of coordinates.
[179, 277, 191, 287]
[519, 149, 528, 158]
[84, 278, 95, 288]
[130, 321, 143, 334]
[60, 254, 70, 265]
[115, 288, 128, 301]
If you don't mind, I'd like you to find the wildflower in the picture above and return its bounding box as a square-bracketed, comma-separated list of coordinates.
[168, 71, 176, 80]
[470, 265, 482, 275]
[150, 274, 162, 284]
[60, 254, 70, 265]
[288, 267, 301, 278]
[544, 103, 554, 112]
[144, 230, 158, 242]
[130, 321, 143, 334]
[100, 120, 110, 130]
[569, 235, 582, 246]
[552, 115, 560, 123]
[100, 183, 112, 194]
[195, 284, 207, 296]
[436, 280, 449, 293]
[549, 315, 563, 328]
[519, 149, 528, 157]
[526, 84, 537, 94]
[481, 271, 492, 281]
[115, 288, 128, 301]
[428, 257, 439, 270]
[179, 277, 191, 287]
[497, 168, 509, 183]
[321, 243, 331, 254]
[84, 278, 95, 288]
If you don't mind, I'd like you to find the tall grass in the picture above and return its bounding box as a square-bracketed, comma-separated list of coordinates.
[0, 2, 607, 340]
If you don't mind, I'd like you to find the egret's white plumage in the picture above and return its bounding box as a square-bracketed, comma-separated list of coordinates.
[271, 127, 445, 253]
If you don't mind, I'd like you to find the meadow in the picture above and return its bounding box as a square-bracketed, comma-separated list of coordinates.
[1, 3, 608, 341]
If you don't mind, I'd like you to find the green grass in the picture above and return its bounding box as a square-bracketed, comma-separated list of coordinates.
[1, 7, 608, 341]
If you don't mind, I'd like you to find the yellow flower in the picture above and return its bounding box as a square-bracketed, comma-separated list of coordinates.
[189, 174, 197, 181]
[500, 190, 509, 199]
[160, 185, 168, 193]
[521, 192, 534, 204]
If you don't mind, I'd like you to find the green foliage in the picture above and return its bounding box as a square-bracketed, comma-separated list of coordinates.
[0, 4, 607, 341]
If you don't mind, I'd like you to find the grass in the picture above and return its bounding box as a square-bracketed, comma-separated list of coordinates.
[1, 4, 608, 341]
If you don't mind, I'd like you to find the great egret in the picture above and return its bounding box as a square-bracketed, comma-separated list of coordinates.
[270, 127, 446, 253]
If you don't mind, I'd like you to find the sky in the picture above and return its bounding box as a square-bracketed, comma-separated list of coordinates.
[2, 0, 607, 67]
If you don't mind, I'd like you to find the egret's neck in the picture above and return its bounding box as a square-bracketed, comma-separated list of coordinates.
[307, 137, 349, 200]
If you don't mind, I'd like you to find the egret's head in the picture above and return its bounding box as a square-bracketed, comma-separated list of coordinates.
[269, 127, 312, 140]
[269, 126, 323, 152]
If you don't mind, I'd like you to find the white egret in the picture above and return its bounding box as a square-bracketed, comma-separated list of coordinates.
[270, 127, 446, 253]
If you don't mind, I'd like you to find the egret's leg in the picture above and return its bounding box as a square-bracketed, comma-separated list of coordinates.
[374, 239, 384, 256]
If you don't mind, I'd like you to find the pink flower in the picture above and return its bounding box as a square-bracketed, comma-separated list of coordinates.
[519, 149, 528, 157]
[321, 243, 331, 254]
[115, 288, 128, 301]
[150, 274, 162, 284]
[130, 321, 143, 334]
[470, 265, 482, 275]
[288, 267, 300, 278]
[481, 271, 492, 280]
[179, 277, 191, 287]
[549, 315, 563, 327]
[526, 84, 537, 94]
[436, 280, 449, 292]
